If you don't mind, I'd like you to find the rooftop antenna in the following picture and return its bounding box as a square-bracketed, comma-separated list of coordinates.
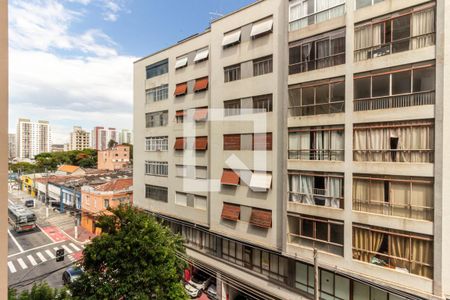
[209, 11, 224, 23]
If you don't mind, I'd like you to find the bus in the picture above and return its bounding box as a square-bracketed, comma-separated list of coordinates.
[8, 204, 37, 232]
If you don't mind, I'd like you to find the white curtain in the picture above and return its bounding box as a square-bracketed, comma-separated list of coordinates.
[290, 174, 314, 204]
[354, 25, 372, 61]
[325, 177, 342, 208]
[354, 129, 367, 161]
[390, 182, 410, 218]
[316, 39, 330, 68]
[410, 183, 433, 221]
[368, 128, 390, 162]
[314, 131, 325, 160]
[397, 124, 433, 163]
[289, 132, 310, 160]
[372, 23, 382, 46]
[289, 175, 302, 202]
[412, 9, 435, 49]
[330, 130, 344, 160]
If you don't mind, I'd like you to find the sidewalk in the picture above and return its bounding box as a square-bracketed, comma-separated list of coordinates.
[63, 226, 96, 244]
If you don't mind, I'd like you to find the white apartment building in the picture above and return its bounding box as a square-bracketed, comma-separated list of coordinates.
[16, 118, 51, 159]
[119, 129, 133, 144]
[134, 1, 450, 299]
[91, 126, 117, 150]
[69, 126, 91, 151]
[8, 133, 16, 159]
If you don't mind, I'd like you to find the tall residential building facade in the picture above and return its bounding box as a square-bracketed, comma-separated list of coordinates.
[134, 1, 450, 299]
[8, 133, 16, 159]
[69, 126, 91, 150]
[119, 128, 133, 144]
[91, 126, 117, 150]
[16, 119, 51, 159]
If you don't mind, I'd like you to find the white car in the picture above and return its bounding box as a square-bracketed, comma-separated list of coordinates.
[184, 274, 211, 298]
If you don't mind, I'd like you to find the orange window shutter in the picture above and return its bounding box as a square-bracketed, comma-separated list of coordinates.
[220, 169, 240, 186]
[221, 203, 240, 221]
[174, 83, 187, 96]
[174, 138, 185, 150]
[193, 77, 208, 92]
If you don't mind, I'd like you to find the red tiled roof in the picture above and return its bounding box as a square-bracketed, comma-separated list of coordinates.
[94, 178, 133, 192]
[57, 165, 80, 173]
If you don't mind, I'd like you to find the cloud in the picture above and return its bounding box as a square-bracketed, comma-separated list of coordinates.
[9, 0, 137, 143]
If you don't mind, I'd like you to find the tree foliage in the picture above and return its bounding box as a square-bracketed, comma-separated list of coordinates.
[107, 139, 118, 149]
[8, 283, 70, 300]
[69, 205, 188, 300]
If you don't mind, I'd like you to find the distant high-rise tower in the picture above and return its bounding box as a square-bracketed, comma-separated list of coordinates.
[119, 129, 133, 144]
[69, 126, 91, 151]
[8, 133, 16, 159]
[16, 118, 51, 159]
[91, 126, 117, 150]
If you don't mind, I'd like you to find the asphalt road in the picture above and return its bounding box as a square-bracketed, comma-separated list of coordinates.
[8, 194, 84, 293]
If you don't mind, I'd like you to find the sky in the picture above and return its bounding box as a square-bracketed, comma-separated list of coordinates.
[8, 0, 255, 144]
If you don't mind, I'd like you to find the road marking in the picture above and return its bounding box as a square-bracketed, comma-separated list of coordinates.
[8, 230, 24, 253]
[69, 243, 81, 251]
[62, 245, 73, 254]
[27, 255, 37, 266]
[36, 252, 47, 262]
[36, 224, 58, 243]
[8, 241, 64, 258]
[45, 250, 55, 259]
[17, 258, 27, 269]
[8, 261, 17, 273]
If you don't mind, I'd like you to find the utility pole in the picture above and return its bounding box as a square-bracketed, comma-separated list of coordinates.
[314, 248, 319, 300]
[45, 167, 49, 218]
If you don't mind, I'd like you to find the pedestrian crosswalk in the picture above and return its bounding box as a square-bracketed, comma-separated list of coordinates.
[8, 242, 83, 274]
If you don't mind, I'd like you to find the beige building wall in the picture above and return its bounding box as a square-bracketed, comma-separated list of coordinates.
[97, 145, 131, 170]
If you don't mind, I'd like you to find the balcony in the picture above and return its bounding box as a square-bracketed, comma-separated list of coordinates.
[289, 2, 345, 32]
[289, 102, 344, 117]
[353, 149, 434, 163]
[354, 90, 435, 112]
[353, 199, 433, 221]
[288, 149, 344, 161]
[289, 53, 345, 75]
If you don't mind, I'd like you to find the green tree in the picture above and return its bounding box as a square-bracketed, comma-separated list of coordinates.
[69, 205, 188, 300]
[8, 283, 70, 300]
[107, 139, 118, 149]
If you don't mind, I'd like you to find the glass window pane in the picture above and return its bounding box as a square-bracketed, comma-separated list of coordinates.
[393, 15, 411, 41]
[335, 275, 350, 300]
[356, 0, 372, 9]
[392, 70, 411, 94]
[295, 262, 308, 285]
[353, 282, 369, 300]
[330, 223, 344, 245]
[371, 287, 388, 300]
[302, 87, 315, 105]
[413, 67, 435, 92]
[302, 219, 314, 237]
[372, 75, 390, 97]
[316, 85, 329, 104]
[331, 81, 345, 102]
[316, 222, 328, 241]
[354, 77, 371, 99]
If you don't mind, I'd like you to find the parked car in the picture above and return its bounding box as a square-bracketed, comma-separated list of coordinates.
[62, 267, 83, 285]
[23, 199, 35, 208]
[184, 272, 211, 298]
[206, 283, 218, 299]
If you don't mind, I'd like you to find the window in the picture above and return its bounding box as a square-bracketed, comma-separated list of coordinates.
[353, 120, 434, 163]
[223, 133, 272, 151]
[353, 224, 433, 278]
[354, 4, 435, 62]
[224, 64, 241, 82]
[223, 134, 241, 151]
[224, 100, 241, 116]
[145, 161, 168, 176]
[289, 78, 345, 117]
[145, 111, 168, 128]
[175, 193, 207, 210]
[176, 165, 207, 180]
[253, 55, 273, 76]
[250, 18, 273, 39]
[253, 94, 273, 112]
[288, 126, 344, 160]
[175, 110, 185, 124]
[145, 185, 168, 202]
[289, 28, 345, 74]
[288, 172, 344, 208]
[174, 137, 208, 151]
[104, 199, 109, 208]
[289, 0, 345, 32]
[146, 85, 168, 103]
[354, 63, 435, 111]
[353, 175, 433, 221]
[175, 56, 188, 69]
[146, 59, 168, 79]
[288, 214, 344, 255]
[145, 136, 168, 151]
[356, 0, 384, 10]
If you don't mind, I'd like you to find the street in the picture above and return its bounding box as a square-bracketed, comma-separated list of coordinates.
[7, 190, 85, 292]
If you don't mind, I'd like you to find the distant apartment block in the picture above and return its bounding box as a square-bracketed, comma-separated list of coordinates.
[16, 118, 51, 159]
[119, 129, 133, 144]
[98, 144, 131, 171]
[69, 126, 91, 150]
[134, 1, 450, 300]
[91, 126, 117, 150]
[51, 144, 69, 153]
[8, 133, 16, 159]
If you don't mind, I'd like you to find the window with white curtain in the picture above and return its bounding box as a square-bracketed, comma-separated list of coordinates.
[354, 3, 435, 62]
[354, 63, 435, 111]
[289, 78, 345, 117]
[353, 175, 433, 221]
[288, 172, 344, 208]
[289, 0, 346, 32]
[146, 84, 168, 103]
[355, 0, 384, 10]
[145, 136, 168, 151]
[288, 126, 344, 161]
[353, 120, 434, 163]
[145, 161, 168, 176]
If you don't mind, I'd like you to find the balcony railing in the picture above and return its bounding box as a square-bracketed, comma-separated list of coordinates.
[289, 102, 344, 117]
[353, 199, 433, 221]
[288, 234, 343, 256]
[289, 190, 343, 209]
[353, 149, 434, 163]
[288, 149, 344, 161]
[289, 53, 345, 75]
[354, 33, 436, 62]
[354, 91, 435, 112]
[289, 3, 345, 32]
